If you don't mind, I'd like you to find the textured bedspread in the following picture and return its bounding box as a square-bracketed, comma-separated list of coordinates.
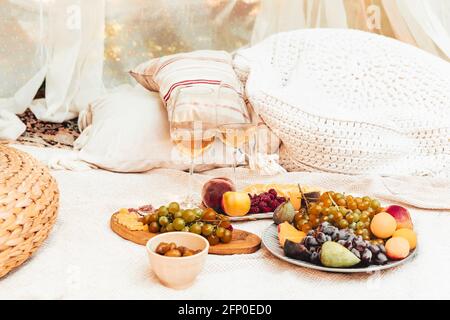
[1, 145, 449, 299]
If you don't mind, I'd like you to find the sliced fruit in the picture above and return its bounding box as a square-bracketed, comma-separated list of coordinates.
[385, 205, 414, 230]
[392, 228, 417, 249]
[320, 241, 361, 268]
[278, 222, 306, 247]
[221, 191, 251, 217]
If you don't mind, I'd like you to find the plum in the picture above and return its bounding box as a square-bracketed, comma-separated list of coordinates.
[202, 177, 236, 213]
[385, 205, 414, 230]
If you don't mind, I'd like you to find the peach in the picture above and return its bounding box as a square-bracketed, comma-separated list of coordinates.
[392, 228, 417, 249]
[221, 192, 251, 217]
[385, 205, 413, 230]
[370, 212, 397, 239]
[385, 237, 410, 260]
[202, 177, 236, 213]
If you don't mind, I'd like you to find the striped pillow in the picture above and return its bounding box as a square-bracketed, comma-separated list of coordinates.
[130, 50, 250, 125]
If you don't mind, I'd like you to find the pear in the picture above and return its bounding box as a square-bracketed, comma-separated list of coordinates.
[320, 241, 361, 268]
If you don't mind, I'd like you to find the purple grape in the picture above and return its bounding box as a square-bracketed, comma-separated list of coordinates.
[361, 248, 373, 264]
[316, 232, 327, 244]
[351, 248, 361, 259]
[375, 252, 388, 265]
[368, 244, 380, 255]
[304, 236, 319, 247]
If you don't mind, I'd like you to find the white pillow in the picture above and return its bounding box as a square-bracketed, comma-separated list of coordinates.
[238, 29, 450, 177]
[73, 86, 242, 173]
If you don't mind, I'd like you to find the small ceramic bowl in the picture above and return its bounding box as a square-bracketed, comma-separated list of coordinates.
[146, 232, 209, 289]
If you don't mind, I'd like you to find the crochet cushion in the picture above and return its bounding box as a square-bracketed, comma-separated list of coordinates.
[235, 29, 450, 177]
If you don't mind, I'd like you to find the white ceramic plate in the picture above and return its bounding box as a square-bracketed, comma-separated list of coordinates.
[262, 223, 417, 273]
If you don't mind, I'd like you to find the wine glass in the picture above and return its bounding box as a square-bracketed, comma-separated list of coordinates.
[217, 85, 256, 185]
[169, 86, 217, 207]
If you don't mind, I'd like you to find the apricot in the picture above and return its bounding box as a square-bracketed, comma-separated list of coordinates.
[385, 237, 410, 260]
[370, 212, 397, 239]
[392, 228, 417, 249]
[221, 192, 251, 217]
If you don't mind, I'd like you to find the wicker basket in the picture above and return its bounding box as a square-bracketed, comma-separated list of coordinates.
[0, 143, 59, 278]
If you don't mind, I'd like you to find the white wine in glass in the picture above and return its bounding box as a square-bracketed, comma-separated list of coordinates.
[169, 86, 218, 207]
[172, 122, 216, 158]
[219, 123, 256, 184]
[219, 123, 256, 149]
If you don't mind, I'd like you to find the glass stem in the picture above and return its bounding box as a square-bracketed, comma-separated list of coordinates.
[233, 148, 238, 185]
[188, 156, 195, 204]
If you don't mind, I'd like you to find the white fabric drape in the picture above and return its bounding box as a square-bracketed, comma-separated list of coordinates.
[396, 0, 450, 59]
[0, 0, 104, 140]
[251, 0, 450, 60]
[251, 0, 348, 44]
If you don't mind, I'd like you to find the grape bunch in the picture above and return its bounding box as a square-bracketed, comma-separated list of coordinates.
[141, 202, 233, 245]
[297, 223, 388, 266]
[249, 189, 286, 213]
[294, 191, 385, 242]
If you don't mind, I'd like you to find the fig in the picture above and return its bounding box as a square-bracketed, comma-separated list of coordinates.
[273, 201, 295, 225]
[284, 240, 311, 261]
[202, 177, 236, 213]
[301, 191, 321, 207]
[320, 241, 361, 268]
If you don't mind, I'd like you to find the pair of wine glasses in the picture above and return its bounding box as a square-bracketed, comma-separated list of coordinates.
[169, 84, 256, 207]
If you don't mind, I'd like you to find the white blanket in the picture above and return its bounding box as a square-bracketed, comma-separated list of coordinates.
[1, 145, 449, 299]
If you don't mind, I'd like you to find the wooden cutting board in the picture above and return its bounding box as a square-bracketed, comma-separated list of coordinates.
[110, 213, 261, 255]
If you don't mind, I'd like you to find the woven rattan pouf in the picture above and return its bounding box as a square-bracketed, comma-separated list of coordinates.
[0, 144, 59, 278]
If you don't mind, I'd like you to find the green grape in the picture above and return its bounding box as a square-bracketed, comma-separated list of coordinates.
[158, 216, 169, 226]
[207, 234, 220, 246]
[193, 208, 204, 219]
[182, 226, 190, 232]
[173, 218, 186, 231]
[189, 223, 202, 235]
[352, 212, 360, 222]
[159, 226, 167, 233]
[345, 213, 354, 223]
[158, 206, 169, 217]
[360, 211, 369, 222]
[166, 223, 174, 232]
[216, 227, 226, 238]
[202, 224, 214, 236]
[168, 202, 180, 214]
[370, 199, 380, 210]
[338, 219, 349, 229]
[174, 211, 183, 219]
[182, 209, 196, 223]
[356, 221, 365, 230]
[221, 230, 232, 243]
[349, 222, 357, 230]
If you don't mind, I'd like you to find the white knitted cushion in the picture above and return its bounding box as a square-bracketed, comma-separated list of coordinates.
[236, 29, 450, 177]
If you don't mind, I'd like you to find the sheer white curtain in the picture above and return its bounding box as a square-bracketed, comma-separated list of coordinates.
[251, 0, 450, 60]
[0, 0, 104, 139]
